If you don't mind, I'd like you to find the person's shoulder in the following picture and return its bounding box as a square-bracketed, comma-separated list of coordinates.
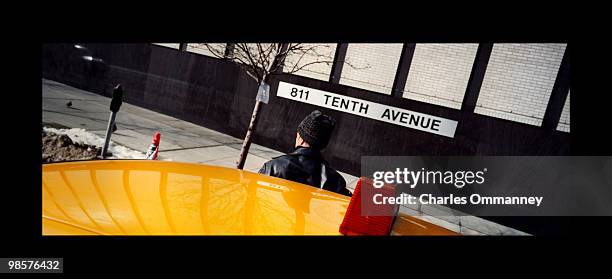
[266, 154, 299, 167]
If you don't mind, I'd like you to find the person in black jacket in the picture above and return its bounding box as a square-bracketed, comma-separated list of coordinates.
[258, 110, 352, 197]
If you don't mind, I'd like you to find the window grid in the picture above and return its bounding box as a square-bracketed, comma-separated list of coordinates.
[474, 43, 567, 126]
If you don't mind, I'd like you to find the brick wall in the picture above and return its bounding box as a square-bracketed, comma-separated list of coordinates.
[283, 43, 336, 81]
[339, 43, 403, 94]
[474, 43, 567, 126]
[557, 91, 570, 132]
[403, 43, 479, 109]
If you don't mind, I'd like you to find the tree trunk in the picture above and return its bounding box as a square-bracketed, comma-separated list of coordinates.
[235, 44, 288, 170]
[236, 97, 263, 169]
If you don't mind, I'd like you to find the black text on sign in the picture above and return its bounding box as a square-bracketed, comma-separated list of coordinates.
[276, 81, 458, 138]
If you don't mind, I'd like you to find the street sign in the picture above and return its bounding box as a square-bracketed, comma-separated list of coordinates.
[256, 82, 270, 104]
[276, 81, 458, 138]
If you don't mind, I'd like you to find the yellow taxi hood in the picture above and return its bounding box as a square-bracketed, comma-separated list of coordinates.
[42, 160, 351, 235]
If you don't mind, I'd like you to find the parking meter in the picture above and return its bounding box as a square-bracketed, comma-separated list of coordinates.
[101, 84, 123, 159]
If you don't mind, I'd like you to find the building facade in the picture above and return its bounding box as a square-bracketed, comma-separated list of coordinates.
[42, 43, 571, 177]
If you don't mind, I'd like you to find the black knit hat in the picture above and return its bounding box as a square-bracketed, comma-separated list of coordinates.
[297, 110, 336, 149]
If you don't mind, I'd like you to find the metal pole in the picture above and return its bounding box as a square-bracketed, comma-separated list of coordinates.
[101, 84, 124, 159]
[101, 112, 117, 159]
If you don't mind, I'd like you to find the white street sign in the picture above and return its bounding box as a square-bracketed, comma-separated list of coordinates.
[277, 81, 458, 138]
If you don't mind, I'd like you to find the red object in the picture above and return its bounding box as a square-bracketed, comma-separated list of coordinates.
[339, 178, 397, 236]
[152, 132, 161, 145]
[146, 132, 161, 160]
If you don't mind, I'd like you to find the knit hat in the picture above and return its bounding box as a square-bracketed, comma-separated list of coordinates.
[297, 110, 336, 149]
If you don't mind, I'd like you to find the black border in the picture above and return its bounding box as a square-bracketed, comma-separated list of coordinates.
[4, 11, 611, 275]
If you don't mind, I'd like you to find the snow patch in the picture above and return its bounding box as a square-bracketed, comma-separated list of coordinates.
[43, 127, 145, 159]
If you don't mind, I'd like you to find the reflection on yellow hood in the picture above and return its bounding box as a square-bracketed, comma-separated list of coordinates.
[42, 160, 458, 236]
[42, 160, 350, 235]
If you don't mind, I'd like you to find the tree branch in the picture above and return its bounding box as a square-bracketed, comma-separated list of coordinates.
[285, 60, 334, 74]
[208, 43, 370, 84]
[287, 44, 330, 72]
[267, 43, 287, 74]
[236, 43, 263, 82]
[256, 43, 269, 74]
[202, 43, 227, 59]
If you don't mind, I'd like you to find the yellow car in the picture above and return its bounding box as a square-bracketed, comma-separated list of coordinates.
[42, 160, 458, 236]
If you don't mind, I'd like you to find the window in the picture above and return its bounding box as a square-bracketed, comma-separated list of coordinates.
[283, 43, 336, 81]
[339, 44, 403, 94]
[186, 43, 227, 58]
[557, 91, 570, 132]
[153, 43, 180, 49]
[403, 44, 478, 109]
[474, 43, 567, 126]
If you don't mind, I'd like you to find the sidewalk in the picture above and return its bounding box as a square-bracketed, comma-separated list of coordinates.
[42, 79, 360, 190]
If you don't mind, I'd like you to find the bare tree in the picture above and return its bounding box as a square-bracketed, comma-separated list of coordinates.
[200, 43, 365, 169]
